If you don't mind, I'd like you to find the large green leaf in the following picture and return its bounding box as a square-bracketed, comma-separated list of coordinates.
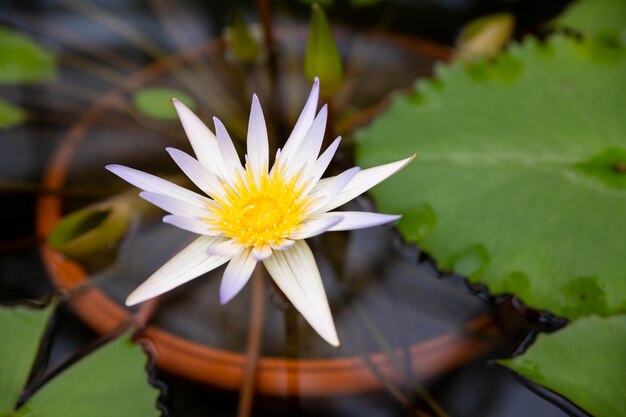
[13, 333, 160, 417]
[0, 27, 56, 83]
[355, 34, 626, 319]
[0, 304, 54, 415]
[501, 315, 626, 417]
[0, 304, 160, 417]
[552, 0, 626, 37]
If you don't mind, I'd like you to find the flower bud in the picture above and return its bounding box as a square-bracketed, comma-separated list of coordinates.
[305, 3, 343, 97]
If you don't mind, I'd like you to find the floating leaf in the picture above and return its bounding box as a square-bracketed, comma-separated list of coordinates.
[0, 304, 54, 415]
[552, 0, 626, 37]
[133, 87, 196, 120]
[0, 98, 26, 129]
[0, 27, 56, 83]
[13, 333, 160, 417]
[355, 35, 626, 319]
[305, 3, 343, 96]
[0, 303, 160, 417]
[501, 315, 626, 417]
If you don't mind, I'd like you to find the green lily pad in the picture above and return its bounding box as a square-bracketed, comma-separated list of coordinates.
[501, 315, 626, 417]
[132, 87, 196, 120]
[355, 34, 626, 319]
[552, 0, 626, 37]
[0, 98, 26, 129]
[0, 304, 160, 417]
[0, 304, 54, 415]
[0, 27, 56, 84]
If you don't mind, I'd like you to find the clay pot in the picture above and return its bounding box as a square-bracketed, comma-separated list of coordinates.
[37, 27, 498, 396]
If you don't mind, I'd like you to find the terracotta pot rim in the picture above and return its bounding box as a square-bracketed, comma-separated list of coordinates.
[35, 28, 494, 396]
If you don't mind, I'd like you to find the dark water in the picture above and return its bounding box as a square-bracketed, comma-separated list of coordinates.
[0, 0, 586, 416]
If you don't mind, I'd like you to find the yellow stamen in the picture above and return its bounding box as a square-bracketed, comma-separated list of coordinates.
[206, 164, 311, 248]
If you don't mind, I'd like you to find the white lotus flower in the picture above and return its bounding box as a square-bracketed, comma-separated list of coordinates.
[107, 78, 414, 346]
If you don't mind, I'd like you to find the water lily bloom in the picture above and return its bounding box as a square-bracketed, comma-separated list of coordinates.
[107, 78, 414, 346]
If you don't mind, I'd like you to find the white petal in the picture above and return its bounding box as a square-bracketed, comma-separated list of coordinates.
[252, 245, 272, 260]
[163, 215, 217, 235]
[246, 94, 269, 186]
[106, 164, 207, 207]
[172, 99, 228, 176]
[285, 105, 327, 180]
[213, 117, 246, 182]
[140, 191, 211, 218]
[301, 136, 341, 194]
[126, 236, 230, 305]
[324, 211, 401, 231]
[220, 249, 257, 304]
[291, 215, 343, 239]
[317, 154, 416, 212]
[280, 78, 320, 164]
[263, 240, 339, 347]
[206, 239, 243, 256]
[308, 167, 360, 212]
[166, 148, 229, 201]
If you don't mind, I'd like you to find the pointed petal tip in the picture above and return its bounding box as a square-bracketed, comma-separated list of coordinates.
[171, 97, 193, 114]
[219, 290, 233, 305]
[165, 147, 187, 161]
[162, 215, 183, 227]
[313, 76, 320, 84]
[319, 326, 340, 347]
[125, 293, 141, 307]
[105, 164, 130, 175]
[387, 214, 402, 221]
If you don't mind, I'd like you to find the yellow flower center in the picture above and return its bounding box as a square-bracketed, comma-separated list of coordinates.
[207, 165, 312, 248]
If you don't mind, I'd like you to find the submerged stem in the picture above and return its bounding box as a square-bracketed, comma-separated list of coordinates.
[236, 266, 266, 417]
[284, 306, 301, 411]
[354, 302, 451, 417]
